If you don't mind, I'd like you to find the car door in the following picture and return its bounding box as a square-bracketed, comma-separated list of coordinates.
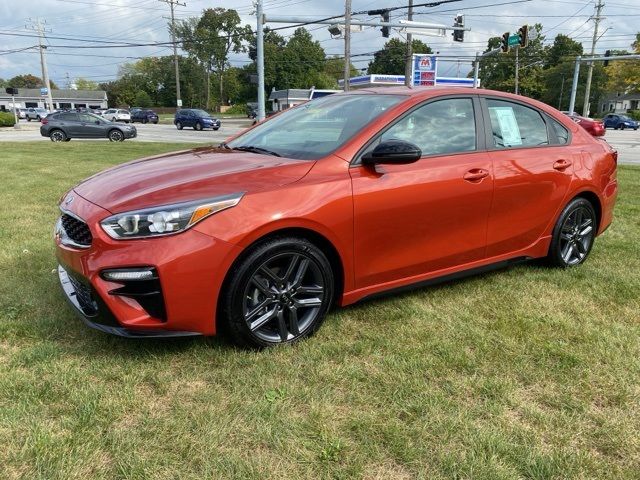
[350, 96, 494, 289]
[481, 97, 575, 258]
[57, 112, 82, 136]
[77, 113, 104, 138]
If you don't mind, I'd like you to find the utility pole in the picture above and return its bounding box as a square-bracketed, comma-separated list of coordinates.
[159, 0, 185, 108]
[582, 0, 604, 116]
[514, 47, 519, 95]
[30, 19, 54, 111]
[256, 0, 265, 121]
[404, 0, 414, 87]
[344, 0, 351, 92]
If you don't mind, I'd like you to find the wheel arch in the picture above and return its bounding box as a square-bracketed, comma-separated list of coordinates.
[571, 190, 602, 233]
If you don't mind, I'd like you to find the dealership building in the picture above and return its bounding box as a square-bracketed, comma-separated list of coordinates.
[0, 88, 108, 111]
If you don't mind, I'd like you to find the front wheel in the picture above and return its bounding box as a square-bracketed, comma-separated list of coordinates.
[620, 124, 626, 130]
[194, 122, 202, 131]
[547, 198, 597, 268]
[221, 237, 334, 348]
[213, 127, 219, 131]
[108, 129, 124, 142]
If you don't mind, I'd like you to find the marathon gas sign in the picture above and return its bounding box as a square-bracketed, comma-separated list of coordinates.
[412, 55, 438, 87]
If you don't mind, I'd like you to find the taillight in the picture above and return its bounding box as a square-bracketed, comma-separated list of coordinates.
[41, 118, 48, 125]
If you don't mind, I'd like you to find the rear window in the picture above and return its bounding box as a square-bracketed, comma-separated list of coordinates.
[549, 118, 569, 144]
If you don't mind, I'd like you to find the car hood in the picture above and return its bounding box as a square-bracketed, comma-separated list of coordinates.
[73, 146, 315, 213]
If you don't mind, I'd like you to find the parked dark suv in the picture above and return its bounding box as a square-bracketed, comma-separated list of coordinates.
[174, 109, 221, 131]
[131, 109, 159, 124]
[41, 111, 137, 142]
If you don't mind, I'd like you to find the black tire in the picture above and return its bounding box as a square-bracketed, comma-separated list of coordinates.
[142, 118, 148, 124]
[36, 115, 41, 121]
[153, 120, 158, 124]
[221, 237, 335, 348]
[27, 117, 31, 122]
[176, 121, 183, 130]
[213, 127, 219, 131]
[64, 138, 71, 142]
[49, 129, 67, 142]
[108, 129, 125, 142]
[620, 124, 625, 130]
[194, 121, 203, 131]
[547, 198, 597, 268]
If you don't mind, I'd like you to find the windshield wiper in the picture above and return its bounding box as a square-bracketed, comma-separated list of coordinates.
[230, 145, 281, 157]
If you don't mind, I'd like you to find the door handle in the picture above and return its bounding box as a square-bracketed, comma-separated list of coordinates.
[463, 168, 490, 182]
[553, 159, 572, 171]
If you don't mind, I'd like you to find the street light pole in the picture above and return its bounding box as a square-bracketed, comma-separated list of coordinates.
[404, 0, 414, 87]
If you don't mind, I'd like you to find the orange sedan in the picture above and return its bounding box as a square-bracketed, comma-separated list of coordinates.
[55, 88, 618, 347]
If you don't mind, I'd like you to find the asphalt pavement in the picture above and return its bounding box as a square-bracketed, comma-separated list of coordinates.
[1, 119, 638, 165]
[0, 118, 252, 144]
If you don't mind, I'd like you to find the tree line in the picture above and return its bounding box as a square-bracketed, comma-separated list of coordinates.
[2, 7, 638, 115]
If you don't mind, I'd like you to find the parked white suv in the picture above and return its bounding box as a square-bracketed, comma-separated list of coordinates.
[26, 108, 49, 121]
[103, 109, 131, 123]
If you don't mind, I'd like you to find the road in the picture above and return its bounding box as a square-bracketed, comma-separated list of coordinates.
[0, 118, 252, 144]
[1, 120, 638, 165]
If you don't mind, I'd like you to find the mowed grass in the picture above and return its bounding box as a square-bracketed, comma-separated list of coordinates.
[0, 142, 639, 479]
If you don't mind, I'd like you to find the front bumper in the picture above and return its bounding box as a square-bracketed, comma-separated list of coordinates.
[55, 191, 243, 336]
[123, 128, 137, 139]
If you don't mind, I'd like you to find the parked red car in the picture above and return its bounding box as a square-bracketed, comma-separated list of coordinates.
[562, 111, 605, 137]
[55, 88, 618, 347]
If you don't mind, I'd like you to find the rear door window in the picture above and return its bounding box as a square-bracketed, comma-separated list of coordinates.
[486, 99, 549, 148]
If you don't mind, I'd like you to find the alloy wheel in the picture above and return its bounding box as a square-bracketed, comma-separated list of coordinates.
[50, 130, 65, 142]
[243, 252, 325, 343]
[558, 206, 595, 266]
[109, 130, 124, 142]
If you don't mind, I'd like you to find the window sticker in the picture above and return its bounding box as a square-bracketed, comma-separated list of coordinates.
[491, 107, 522, 146]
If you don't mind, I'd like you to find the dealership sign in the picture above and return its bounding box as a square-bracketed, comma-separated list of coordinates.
[412, 54, 438, 87]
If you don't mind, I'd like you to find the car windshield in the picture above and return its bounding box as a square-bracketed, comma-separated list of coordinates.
[227, 94, 405, 160]
[193, 109, 211, 118]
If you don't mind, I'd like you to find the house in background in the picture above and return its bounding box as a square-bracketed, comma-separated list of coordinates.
[0, 88, 108, 111]
[599, 92, 640, 114]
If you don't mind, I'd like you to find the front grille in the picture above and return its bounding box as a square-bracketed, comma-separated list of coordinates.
[61, 214, 92, 246]
[67, 272, 98, 316]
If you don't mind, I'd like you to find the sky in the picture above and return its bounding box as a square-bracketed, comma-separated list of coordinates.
[0, 0, 638, 88]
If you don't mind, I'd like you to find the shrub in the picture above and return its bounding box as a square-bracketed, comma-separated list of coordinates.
[224, 103, 248, 115]
[0, 111, 16, 127]
[627, 110, 640, 121]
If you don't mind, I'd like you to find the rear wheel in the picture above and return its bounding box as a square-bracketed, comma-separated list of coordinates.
[547, 198, 597, 268]
[620, 124, 626, 130]
[176, 121, 183, 130]
[108, 129, 124, 142]
[49, 129, 67, 142]
[142, 118, 148, 124]
[221, 237, 334, 348]
[194, 122, 203, 131]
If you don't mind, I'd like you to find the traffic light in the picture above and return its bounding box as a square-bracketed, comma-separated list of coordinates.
[452, 13, 464, 42]
[501, 32, 510, 53]
[381, 10, 390, 38]
[518, 24, 529, 48]
[603, 50, 611, 67]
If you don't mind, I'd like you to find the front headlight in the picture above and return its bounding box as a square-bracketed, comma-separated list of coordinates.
[100, 192, 244, 239]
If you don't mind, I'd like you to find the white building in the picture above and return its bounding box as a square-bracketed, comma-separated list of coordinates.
[0, 88, 108, 111]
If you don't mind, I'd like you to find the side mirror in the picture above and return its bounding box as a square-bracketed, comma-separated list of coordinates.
[361, 140, 422, 165]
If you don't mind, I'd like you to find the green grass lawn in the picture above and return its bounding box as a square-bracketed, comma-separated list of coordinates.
[0, 142, 639, 479]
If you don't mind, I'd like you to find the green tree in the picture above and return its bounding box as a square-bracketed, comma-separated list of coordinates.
[175, 8, 251, 110]
[545, 34, 583, 68]
[8, 74, 58, 89]
[134, 90, 152, 107]
[323, 56, 358, 86]
[477, 24, 545, 98]
[367, 39, 432, 75]
[540, 34, 584, 109]
[74, 77, 99, 90]
[605, 33, 640, 93]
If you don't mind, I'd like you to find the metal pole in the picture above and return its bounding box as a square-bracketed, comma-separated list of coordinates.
[344, 0, 351, 92]
[404, 0, 414, 87]
[568, 56, 581, 115]
[582, 0, 604, 116]
[256, 0, 266, 121]
[12, 95, 19, 128]
[514, 46, 519, 95]
[170, 2, 182, 107]
[473, 52, 479, 88]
